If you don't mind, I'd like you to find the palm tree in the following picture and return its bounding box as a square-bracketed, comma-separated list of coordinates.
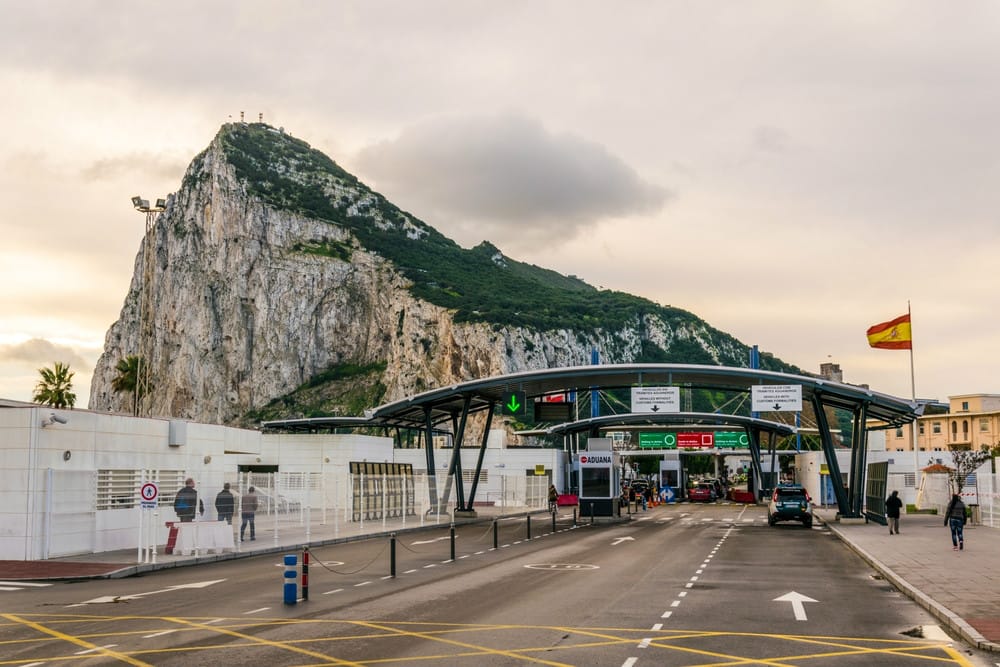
[33, 362, 76, 408]
[112, 355, 148, 416]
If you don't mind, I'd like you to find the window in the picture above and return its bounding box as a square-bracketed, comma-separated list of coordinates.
[895, 428, 903, 438]
[962, 401, 969, 411]
[980, 418, 990, 432]
[97, 470, 141, 510]
[932, 422, 941, 434]
[951, 422, 957, 440]
[963, 420, 969, 437]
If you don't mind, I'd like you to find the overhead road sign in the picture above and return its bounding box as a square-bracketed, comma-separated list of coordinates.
[631, 386, 680, 413]
[501, 390, 527, 416]
[751, 384, 803, 412]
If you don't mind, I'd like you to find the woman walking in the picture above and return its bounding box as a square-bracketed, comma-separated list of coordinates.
[944, 493, 967, 551]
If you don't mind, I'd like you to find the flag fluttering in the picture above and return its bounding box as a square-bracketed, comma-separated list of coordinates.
[866, 314, 912, 350]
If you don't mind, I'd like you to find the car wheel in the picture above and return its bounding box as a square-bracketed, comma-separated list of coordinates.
[803, 518, 812, 528]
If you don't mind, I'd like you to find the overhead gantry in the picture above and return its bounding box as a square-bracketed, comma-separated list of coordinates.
[266, 364, 925, 518]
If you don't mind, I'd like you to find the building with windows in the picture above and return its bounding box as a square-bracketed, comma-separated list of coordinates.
[884, 394, 1000, 454]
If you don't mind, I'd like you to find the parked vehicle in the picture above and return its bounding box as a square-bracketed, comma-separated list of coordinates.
[688, 482, 716, 503]
[768, 485, 812, 527]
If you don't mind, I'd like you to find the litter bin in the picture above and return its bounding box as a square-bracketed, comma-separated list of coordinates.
[970, 504, 981, 525]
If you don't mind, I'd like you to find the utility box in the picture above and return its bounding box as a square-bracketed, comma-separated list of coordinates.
[168, 420, 188, 447]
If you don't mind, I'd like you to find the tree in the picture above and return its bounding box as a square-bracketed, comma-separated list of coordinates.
[112, 355, 149, 416]
[950, 448, 992, 494]
[33, 362, 76, 409]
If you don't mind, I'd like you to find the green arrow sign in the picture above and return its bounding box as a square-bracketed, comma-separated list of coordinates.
[501, 391, 527, 416]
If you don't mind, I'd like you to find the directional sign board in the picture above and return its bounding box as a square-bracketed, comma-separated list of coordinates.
[751, 384, 803, 412]
[631, 386, 680, 413]
[501, 390, 527, 416]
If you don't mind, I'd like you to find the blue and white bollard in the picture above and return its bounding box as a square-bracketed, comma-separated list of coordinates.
[283, 554, 298, 605]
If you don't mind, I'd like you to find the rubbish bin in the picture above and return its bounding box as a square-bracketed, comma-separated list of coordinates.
[970, 504, 981, 525]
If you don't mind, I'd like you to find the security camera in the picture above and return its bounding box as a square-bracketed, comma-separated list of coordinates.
[50, 414, 68, 424]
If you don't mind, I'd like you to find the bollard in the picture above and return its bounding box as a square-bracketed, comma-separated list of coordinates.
[450, 523, 456, 561]
[526, 514, 531, 540]
[283, 554, 298, 605]
[573, 506, 577, 526]
[552, 507, 557, 532]
[301, 547, 309, 601]
[390, 533, 396, 577]
[590, 502, 594, 525]
[493, 519, 498, 549]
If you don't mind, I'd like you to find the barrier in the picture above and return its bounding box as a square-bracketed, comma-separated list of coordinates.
[301, 547, 309, 601]
[283, 554, 297, 605]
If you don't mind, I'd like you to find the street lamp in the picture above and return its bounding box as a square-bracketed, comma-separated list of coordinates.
[130, 195, 166, 416]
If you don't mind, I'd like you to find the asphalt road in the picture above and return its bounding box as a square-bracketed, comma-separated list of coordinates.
[0, 503, 991, 666]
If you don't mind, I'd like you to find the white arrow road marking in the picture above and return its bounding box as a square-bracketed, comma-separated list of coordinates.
[773, 591, 818, 621]
[412, 536, 453, 545]
[611, 536, 636, 546]
[69, 579, 227, 606]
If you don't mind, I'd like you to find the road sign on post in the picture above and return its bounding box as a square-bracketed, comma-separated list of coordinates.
[631, 387, 680, 413]
[501, 390, 527, 416]
[140, 482, 158, 509]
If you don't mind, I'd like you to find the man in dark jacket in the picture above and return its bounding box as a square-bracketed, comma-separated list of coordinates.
[215, 482, 235, 524]
[945, 493, 967, 551]
[886, 490, 903, 535]
[174, 478, 203, 522]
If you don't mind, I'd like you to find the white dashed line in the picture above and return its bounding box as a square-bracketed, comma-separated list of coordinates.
[670, 600, 681, 607]
[76, 645, 118, 655]
[355, 580, 373, 586]
[323, 588, 344, 595]
[651, 623, 663, 631]
[661, 611, 672, 619]
[243, 608, 270, 615]
[142, 630, 177, 638]
[638, 638, 651, 649]
[622, 658, 638, 667]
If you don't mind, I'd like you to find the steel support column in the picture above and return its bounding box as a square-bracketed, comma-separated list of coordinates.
[812, 392, 851, 516]
[443, 395, 471, 510]
[423, 407, 439, 512]
[848, 402, 870, 517]
[466, 401, 495, 508]
[746, 427, 764, 500]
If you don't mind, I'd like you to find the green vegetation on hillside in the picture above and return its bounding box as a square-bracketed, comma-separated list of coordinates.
[217, 123, 797, 373]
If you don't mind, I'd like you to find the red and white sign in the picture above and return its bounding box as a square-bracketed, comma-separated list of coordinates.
[140, 482, 159, 509]
[677, 432, 714, 449]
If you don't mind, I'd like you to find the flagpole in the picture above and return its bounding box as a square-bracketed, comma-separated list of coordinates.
[908, 300, 920, 485]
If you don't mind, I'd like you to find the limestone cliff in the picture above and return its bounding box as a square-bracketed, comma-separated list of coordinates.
[89, 123, 795, 425]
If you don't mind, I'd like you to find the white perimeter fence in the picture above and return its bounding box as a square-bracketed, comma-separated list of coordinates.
[36, 469, 550, 559]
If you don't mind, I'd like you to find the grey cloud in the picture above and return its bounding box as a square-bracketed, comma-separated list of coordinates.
[354, 114, 669, 248]
[81, 153, 187, 183]
[1, 338, 89, 370]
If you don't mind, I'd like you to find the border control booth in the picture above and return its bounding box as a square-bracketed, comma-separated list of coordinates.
[574, 438, 619, 519]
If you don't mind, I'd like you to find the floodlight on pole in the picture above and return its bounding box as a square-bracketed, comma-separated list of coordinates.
[130, 194, 165, 417]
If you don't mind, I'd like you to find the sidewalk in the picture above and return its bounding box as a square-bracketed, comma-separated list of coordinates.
[815, 508, 1000, 652]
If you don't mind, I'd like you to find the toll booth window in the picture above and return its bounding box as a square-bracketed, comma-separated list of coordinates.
[581, 467, 611, 497]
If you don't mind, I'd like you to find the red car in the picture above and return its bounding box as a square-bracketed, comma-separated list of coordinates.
[688, 482, 716, 502]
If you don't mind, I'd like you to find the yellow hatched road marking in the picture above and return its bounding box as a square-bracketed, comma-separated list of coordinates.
[1, 613, 153, 667]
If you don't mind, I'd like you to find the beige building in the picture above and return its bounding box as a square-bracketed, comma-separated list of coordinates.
[884, 394, 1000, 453]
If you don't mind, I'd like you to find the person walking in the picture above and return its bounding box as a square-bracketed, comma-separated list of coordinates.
[944, 493, 967, 551]
[548, 484, 558, 512]
[173, 478, 203, 522]
[215, 482, 235, 524]
[886, 490, 903, 535]
[240, 486, 258, 542]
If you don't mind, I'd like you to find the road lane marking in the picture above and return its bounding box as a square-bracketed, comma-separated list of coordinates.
[244, 608, 270, 614]
[323, 589, 344, 595]
[638, 637, 651, 648]
[76, 644, 118, 654]
[142, 629, 177, 638]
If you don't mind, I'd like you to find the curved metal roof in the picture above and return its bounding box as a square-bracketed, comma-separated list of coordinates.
[369, 363, 922, 428]
[545, 411, 798, 437]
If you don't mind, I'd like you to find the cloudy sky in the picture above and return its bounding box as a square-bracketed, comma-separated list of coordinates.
[2, 2, 998, 407]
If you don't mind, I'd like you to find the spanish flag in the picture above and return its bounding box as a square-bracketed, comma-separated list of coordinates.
[866, 314, 912, 350]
